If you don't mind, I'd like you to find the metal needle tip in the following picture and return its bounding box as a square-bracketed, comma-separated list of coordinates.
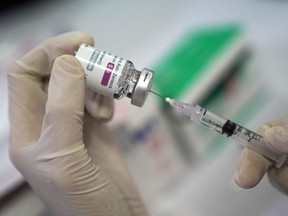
[149, 90, 167, 101]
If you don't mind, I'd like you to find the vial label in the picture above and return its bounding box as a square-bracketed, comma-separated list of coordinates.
[75, 44, 127, 97]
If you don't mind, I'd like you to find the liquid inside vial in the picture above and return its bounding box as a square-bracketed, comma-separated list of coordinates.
[75, 43, 154, 107]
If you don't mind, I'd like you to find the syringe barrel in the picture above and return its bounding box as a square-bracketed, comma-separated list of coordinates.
[231, 124, 287, 168]
[196, 105, 286, 167]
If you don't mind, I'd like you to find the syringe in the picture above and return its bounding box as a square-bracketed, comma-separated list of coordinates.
[166, 98, 287, 168]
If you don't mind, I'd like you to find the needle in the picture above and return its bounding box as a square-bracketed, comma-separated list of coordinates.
[149, 90, 167, 101]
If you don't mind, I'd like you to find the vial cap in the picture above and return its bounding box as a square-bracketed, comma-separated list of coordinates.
[131, 68, 154, 107]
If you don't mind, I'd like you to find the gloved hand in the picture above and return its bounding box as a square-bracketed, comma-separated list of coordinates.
[8, 32, 147, 216]
[234, 116, 288, 195]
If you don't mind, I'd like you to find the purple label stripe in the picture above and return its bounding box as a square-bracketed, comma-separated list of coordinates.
[101, 62, 115, 86]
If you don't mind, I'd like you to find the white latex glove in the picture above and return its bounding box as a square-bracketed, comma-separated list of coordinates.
[8, 32, 147, 216]
[234, 116, 288, 195]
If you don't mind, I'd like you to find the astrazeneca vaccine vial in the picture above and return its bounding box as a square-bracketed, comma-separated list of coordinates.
[75, 44, 154, 107]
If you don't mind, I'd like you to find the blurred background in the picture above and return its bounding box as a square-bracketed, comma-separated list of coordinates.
[1, 0, 288, 215]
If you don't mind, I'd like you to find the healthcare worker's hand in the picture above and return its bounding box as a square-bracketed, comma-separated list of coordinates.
[235, 116, 288, 195]
[8, 32, 147, 216]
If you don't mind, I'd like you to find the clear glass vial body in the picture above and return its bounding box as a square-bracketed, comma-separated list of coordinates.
[75, 44, 154, 107]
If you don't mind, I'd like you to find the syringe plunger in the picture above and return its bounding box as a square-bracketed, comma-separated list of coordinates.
[167, 98, 287, 167]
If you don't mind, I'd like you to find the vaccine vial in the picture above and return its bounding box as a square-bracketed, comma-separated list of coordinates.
[75, 44, 154, 107]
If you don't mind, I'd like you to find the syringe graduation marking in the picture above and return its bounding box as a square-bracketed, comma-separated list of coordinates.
[165, 98, 287, 167]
